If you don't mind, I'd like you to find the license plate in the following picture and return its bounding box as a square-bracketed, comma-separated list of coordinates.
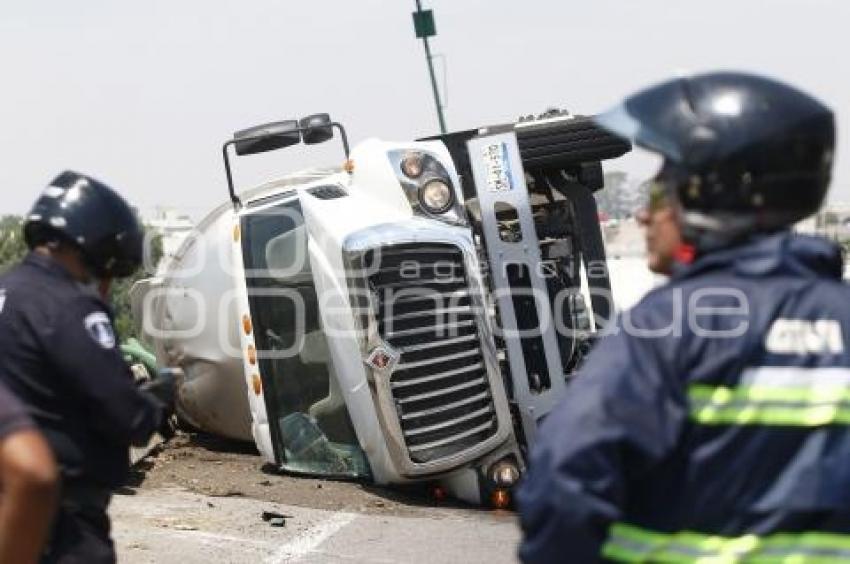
[482, 142, 513, 192]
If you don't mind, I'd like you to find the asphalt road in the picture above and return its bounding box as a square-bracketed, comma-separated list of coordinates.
[112, 433, 522, 563]
[111, 487, 521, 563]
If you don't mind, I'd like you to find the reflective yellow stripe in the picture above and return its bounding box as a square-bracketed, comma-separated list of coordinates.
[690, 385, 850, 404]
[602, 523, 850, 563]
[688, 384, 850, 426]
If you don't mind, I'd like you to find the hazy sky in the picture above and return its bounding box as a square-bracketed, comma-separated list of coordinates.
[1, 1, 848, 219]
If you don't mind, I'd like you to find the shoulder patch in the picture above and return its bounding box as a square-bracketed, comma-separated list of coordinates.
[84, 311, 116, 349]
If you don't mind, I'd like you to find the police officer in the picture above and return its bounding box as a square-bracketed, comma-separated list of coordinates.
[517, 72, 843, 562]
[0, 171, 175, 563]
[0, 381, 58, 563]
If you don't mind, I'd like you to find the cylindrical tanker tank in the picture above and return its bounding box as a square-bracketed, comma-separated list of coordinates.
[138, 199, 251, 440]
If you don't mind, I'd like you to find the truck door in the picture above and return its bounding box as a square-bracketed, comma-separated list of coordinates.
[238, 197, 368, 478]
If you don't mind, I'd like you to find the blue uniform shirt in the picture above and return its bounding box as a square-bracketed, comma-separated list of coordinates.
[518, 232, 850, 563]
[0, 252, 162, 488]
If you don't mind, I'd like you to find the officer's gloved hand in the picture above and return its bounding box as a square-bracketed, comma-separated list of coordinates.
[139, 368, 180, 414]
[139, 368, 182, 439]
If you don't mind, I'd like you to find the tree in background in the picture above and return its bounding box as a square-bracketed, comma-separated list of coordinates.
[0, 215, 160, 340]
[111, 235, 162, 339]
[0, 216, 27, 272]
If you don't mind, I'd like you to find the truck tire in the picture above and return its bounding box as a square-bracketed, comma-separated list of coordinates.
[515, 116, 630, 170]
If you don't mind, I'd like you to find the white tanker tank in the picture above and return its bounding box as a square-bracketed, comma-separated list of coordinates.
[135, 112, 633, 505]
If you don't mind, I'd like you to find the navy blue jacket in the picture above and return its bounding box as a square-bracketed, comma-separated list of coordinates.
[518, 232, 850, 562]
[0, 252, 162, 489]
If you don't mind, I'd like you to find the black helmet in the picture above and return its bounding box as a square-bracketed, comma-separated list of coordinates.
[23, 171, 144, 278]
[595, 71, 835, 235]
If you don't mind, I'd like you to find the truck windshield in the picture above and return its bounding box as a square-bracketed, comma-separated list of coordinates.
[241, 198, 369, 478]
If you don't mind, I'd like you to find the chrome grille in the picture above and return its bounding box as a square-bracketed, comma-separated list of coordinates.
[366, 244, 498, 464]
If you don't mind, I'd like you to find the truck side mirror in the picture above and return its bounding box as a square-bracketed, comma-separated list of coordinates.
[223, 114, 351, 209]
[234, 120, 302, 156]
[300, 113, 334, 145]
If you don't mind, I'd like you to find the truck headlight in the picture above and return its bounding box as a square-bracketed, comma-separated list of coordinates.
[388, 148, 465, 224]
[400, 152, 424, 178]
[419, 179, 454, 214]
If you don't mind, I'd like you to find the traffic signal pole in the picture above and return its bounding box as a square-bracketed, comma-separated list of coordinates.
[413, 0, 447, 134]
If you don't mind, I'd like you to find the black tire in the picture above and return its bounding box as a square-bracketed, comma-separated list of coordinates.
[522, 137, 625, 159]
[521, 143, 633, 169]
[518, 129, 615, 150]
[516, 120, 601, 144]
[516, 115, 631, 169]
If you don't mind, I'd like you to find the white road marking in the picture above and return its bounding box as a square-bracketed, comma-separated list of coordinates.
[265, 512, 357, 563]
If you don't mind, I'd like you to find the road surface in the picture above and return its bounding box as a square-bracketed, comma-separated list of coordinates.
[112, 433, 521, 563]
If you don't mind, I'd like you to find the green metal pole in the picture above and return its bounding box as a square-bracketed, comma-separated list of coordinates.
[415, 0, 447, 134]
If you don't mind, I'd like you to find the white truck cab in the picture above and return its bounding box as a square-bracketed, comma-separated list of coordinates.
[138, 112, 631, 505]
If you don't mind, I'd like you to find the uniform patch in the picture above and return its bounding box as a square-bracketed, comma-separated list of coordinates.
[84, 311, 116, 349]
[765, 318, 844, 355]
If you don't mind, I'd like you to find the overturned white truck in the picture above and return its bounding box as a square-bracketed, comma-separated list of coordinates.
[137, 112, 630, 505]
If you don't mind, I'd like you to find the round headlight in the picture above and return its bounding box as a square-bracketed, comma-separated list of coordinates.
[419, 179, 454, 214]
[400, 152, 424, 178]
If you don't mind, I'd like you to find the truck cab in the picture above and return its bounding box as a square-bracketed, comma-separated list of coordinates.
[140, 112, 630, 505]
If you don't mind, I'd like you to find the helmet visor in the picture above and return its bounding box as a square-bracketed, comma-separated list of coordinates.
[594, 99, 683, 163]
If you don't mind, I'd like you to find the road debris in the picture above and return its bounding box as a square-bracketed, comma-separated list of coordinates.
[261, 509, 292, 529]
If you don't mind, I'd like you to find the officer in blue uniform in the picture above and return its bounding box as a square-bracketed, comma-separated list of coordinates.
[517, 72, 843, 562]
[0, 171, 175, 563]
